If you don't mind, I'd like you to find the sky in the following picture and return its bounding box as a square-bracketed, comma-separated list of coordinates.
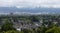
[0, 0, 60, 8]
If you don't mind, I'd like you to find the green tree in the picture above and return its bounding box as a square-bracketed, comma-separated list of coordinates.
[31, 16, 40, 22]
[4, 30, 24, 33]
[1, 20, 15, 31]
[45, 26, 60, 33]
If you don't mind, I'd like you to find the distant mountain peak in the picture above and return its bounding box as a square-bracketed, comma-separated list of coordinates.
[0, 7, 60, 14]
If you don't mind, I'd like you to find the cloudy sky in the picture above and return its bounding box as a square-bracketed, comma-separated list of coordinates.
[0, 0, 60, 8]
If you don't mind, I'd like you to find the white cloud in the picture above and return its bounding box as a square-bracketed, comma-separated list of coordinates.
[0, 0, 60, 8]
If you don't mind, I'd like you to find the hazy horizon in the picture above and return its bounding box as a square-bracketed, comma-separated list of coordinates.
[0, 0, 60, 13]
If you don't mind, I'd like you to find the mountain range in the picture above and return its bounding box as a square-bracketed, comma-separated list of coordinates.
[0, 7, 60, 14]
